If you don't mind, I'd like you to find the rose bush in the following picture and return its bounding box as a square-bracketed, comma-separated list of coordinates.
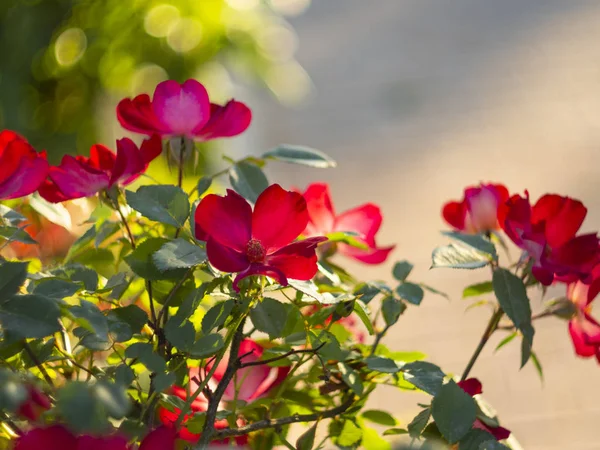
[0, 79, 598, 450]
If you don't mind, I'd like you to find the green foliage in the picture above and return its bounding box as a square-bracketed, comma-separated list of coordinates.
[262, 144, 337, 169]
[228, 161, 269, 203]
[126, 185, 190, 228]
[431, 381, 476, 444]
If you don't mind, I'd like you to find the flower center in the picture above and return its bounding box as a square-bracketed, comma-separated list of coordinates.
[245, 239, 266, 263]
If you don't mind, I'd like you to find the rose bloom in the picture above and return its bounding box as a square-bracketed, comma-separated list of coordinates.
[0, 130, 48, 200]
[194, 184, 327, 291]
[457, 378, 511, 441]
[159, 339, 288, 446]
[501, 192, 600, 285]
[39, 135, 161, 203]
[117, 79, 251, 141]
[566, 264, 600, 362]
[16, 384, 51, 422]
[442, 183, 509, 234]
[13, 424, 176, 450]
[301, 182, 394, 264]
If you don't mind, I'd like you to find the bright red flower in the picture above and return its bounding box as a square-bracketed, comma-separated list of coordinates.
[194, 184, 327, 290]
[117, 79, 251, 140]
[17, 384, 51, 421]
[442, 183, 509, 234]
[501, 192, 600, 285]
[566, 265, 600, 362]
[0, 130, 49, 200]
[301, 183, 394, 264]
[457, 378, 511, 441]
[39, 135, 161, 203]
[159, 339, 286, 445]
[13, 425, 176, 450]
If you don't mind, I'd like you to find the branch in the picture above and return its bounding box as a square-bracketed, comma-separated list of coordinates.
[212, 395, 355, 439]
[460, 308, 503, 381]
[240, 343, 326, 368]
[23, 342, 54, 388]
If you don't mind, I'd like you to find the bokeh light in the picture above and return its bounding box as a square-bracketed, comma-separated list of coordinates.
[54, 28, 87, 67]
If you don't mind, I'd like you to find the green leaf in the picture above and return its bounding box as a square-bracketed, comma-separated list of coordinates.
[296, 423, 318, 450]
[29, 193, 72, 229]
[431, 380, 476, 444]
[33, 279, 80, 299]
[125, 343, 166, 372]
[0, 205, 26, 226]
[0, 226, 37, 244]
[228, 161, 269, 203]
[71, 301, 109, 343]
[126, 185, 190, 227]
[458, 429, 496, 449]
[395, 282, 424, 305]
[353, 299, 374, 335]
[408, 408, 431, 439]
[125, 238, 187, 281]
[336, 420, 363, 447]
[479, 442, 511, 450]
[381, 296, 405, 327]
[361, 410, 397, 426]
[0, 261, 28, 300]
[382, 427, 408, 436]
[431, 244, 492, 270]
[57, 264, 98, 291]
[57, 382, 106, 433]
[492, 268, 534, 366]
[153, 372, 176, 392]
[365, 356, 400, 373]
[152, 238, 206, 271]
[115, 364, 135, 386]
[250, 297, 289, 340]
[106, 305, 148, 342]
[164, 319, 195, 351]
[196, 176, 212, 196]
[202, 300, 234, 334]
[263, 144, 336, 168]
[325, 231, 368, 250]
[393, 260, 414, 281]
[495, 332, 517, 352]
[402, 361, 445, 395]
[441, 231, 497, 258]
[190, 334, 224, 358]
[94, 221, 120, 248]
[0, 294, 61, 339]
[338, 362, 364, 395]
[463, 281, 494, 298]
[530, 350, 544, 382]
[94, 380, 130, 419]
[288, 279, 326, 302]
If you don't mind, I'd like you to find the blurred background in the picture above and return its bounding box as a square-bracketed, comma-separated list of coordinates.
[2, 0, 600, 448]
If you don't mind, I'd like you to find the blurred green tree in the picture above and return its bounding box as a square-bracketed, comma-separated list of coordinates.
[0, 0, 311, 163]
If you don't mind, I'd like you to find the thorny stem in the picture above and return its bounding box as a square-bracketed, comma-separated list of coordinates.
[22, 342, 54, 388]
[369, 324, 392, 357]
[174, 137, 186, 238]
[460, 308, 504, 382]
[212, 395, 355, 440]
[196, 317, 248, 448]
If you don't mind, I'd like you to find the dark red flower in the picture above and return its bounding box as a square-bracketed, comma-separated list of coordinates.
[158, 339, 286, 445]
[117, 79, 251, 140]
[566, 265, 600, 362]
[442, 183, 509, 234]
[501, 192, 600, 285]
[301, 183, 394, 264]
[17, 384, 51, 421]
[39, 135, 161, 202]
[194, 184, 327, 290]
[0, 130, 49, 200]
[457, 378, 511, 441]
[13, 425, 176, 450]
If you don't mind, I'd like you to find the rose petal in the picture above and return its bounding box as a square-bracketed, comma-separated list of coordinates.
[233, 263, 288, 291]
[501, 193, 532, 248]
[533, 194, 587, 248]
[302, 183, 336, 236]
[457, 378, 483, 396]
[338, 242, 395, 264]
[75, 435, 129, 450]
[334, 203, 383, 245]
[141, 134, 163, 165]
[139, 426, 178, 450]
[14, 425, 77, 450]
[0, 151, 48, 200]
[206, 238, 249, 273]
[569, 316, 600, 357]
[117, 94, 166, 136]
[195, 189, 252, 251]
[48, 155, 110, 200]
[266, 236, 327, 280]
[473, 419, 511, 441]
[252, 184, 309, 252]
[89, 144, 116, 171]
[464, 184, 508, 232]
[38, 179, 69, 203]
[442, 200, 467, 231]
[158, 407, 200, 443]
[193, 101, 252, 140]
[109, 138, 145, 186]
[153, 80, 210, 137]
